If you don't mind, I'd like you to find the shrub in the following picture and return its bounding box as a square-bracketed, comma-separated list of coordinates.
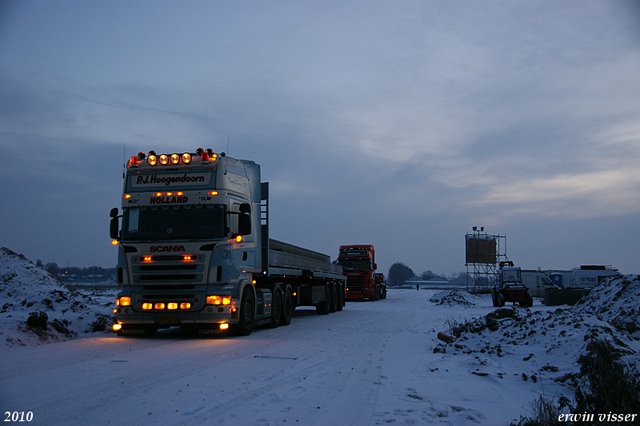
[574, 339, 640, 416]
[26, 311, 48, 329]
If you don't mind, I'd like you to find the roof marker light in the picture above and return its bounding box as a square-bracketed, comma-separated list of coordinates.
[137, 152, 146, 160]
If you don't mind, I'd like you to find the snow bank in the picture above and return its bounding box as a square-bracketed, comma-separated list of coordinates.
[0, 247, 116, 347]
[429, 290, 476, 307]
[441, 275, 640, 409]
[575, 274, 640, 338]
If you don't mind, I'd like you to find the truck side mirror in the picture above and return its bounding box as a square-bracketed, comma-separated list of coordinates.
[110, 208, 120, 240]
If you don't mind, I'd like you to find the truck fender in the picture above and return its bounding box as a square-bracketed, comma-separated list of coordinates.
[237, 280, 256, 310]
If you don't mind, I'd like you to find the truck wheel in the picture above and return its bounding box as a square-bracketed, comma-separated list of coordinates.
[499, 293, 506, 307]
[329, 284, 338, 313]
[269, 287, 283, 328]
[316, 285, 330, 315]
[336, 283, 344, 311]
[280, 285, 293, 326]
[492, 288, 500, 307]
[232, 288, 255, 336]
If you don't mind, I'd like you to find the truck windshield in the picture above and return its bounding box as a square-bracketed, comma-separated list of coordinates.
[338, 259, 372, 271]
[121, 204, 225, 241]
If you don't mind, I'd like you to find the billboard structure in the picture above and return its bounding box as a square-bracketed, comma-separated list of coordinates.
[465, 227, 507, 291]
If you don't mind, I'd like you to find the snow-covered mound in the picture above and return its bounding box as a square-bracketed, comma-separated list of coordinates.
[575, 274, 640, 338]
[430, 290, 475, 307]
[0, 247, 116, 346]
[442, 275, 640, 397]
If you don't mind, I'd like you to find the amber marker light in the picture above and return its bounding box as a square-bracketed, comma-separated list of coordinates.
[122, 194, 132, 199]
[235, 235, 243, 243]
[208, 191, 218, 195]
[119, 297, 131, 307]
[206, 295, 221, 305]
[180, 303, 191, 310]
[167, 303, 178, 310]
[111, 240, 119, 246]
[220, 323, 229, 330]
[142, 303, 153, 310]
[154, 303, 165, 310]
[222, 296, 231, 305]
[113, 324, 122, 331]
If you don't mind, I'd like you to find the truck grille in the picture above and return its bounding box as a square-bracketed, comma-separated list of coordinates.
[347, 276, 365, 285]
[131, 255, 206, 284]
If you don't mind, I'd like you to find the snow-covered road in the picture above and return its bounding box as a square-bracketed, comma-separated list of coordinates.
[2, 289, 574, 426]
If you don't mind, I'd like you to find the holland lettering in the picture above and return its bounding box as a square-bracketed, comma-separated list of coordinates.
[150, 196, 189, 205]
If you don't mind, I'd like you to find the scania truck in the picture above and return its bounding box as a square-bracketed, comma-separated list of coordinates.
[336, 245, 382, 301]
[110, 149, 346, 336]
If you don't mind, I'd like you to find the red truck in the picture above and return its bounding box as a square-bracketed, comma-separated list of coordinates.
[336, 245, 384, 301]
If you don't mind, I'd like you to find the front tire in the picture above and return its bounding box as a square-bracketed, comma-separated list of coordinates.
[232, 288, 255, 336]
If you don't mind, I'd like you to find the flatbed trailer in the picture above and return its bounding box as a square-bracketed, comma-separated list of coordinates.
[110, 149, 346, 336]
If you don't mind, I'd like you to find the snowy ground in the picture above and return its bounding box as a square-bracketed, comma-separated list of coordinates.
[1, 248, 639, 425]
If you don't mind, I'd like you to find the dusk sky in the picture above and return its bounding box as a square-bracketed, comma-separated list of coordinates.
[1, 1, 639, 276]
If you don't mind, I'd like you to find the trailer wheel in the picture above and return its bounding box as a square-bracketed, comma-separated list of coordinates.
[316, 285, 331, 315]
[232, 288, 255, 336]
[329, 284, 338, 313]
[280, 285, 293, 326]
[269, 286, 283, 328]
[336, 283, 344, 311]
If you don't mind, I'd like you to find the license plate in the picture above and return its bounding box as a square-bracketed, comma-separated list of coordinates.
[156, 316, 181, 324]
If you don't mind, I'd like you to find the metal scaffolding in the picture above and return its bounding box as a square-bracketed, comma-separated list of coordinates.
[465, 227, 508, 293]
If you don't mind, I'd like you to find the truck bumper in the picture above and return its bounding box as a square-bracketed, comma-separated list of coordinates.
[115, 307, 239, 328]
